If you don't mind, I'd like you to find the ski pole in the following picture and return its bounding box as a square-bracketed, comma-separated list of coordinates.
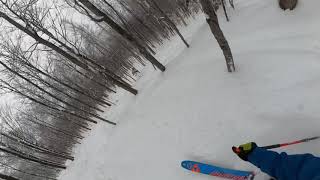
[233, 136, 320, 154]
[261, 136, 320, 150]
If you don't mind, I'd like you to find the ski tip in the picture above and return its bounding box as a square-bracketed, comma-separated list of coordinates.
[181, 161, 192, 170]
[181, 161, 188, 168]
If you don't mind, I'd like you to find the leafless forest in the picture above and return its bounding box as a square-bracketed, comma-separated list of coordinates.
[0, 0, 201, 179]
[0, 0, 296, 179]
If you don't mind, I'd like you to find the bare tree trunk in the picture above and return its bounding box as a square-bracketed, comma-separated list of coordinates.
[221, 0, 229, 21]
[22, 61, 115, 107]
[148, 0, 190, 48]
[199, 0, 235, 72]
[279, 0, 298, 10]
[0, 142, 66, 169]
[47, 111, 91, 131]
[21, 69, 105, 112]
[0, 61, 114, 125]
[229, 0, 235, 9]
[119, 1, 161, 44]
[100, 0, 156, 55]
[0, 161, 56, 180]
[27, 117, 84, 140]
[76, 0, 166, 72]
[0, 79, 98, 124]
[0, 173, 19, 180]
[186, 0, 190, 8]
[2, 132, 74, 161]
[0, 11, 137, 95]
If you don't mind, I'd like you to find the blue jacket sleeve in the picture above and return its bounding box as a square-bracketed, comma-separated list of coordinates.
[248, 147, 320, 180]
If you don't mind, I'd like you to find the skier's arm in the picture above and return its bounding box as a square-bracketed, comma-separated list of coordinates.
[248, 147, 320, 180]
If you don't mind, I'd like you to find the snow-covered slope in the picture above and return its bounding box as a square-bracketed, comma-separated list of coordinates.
[59, 0, 320, 179]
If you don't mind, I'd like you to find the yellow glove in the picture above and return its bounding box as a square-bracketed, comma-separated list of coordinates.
[232, 142, 257, 161]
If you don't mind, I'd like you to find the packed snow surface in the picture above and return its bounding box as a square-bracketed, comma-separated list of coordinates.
[59, 0, 320, 179]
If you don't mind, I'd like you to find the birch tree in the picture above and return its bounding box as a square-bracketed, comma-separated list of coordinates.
[199, 0, 235, 72]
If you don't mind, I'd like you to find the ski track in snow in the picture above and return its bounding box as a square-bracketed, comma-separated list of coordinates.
[59, 0, 320, 179]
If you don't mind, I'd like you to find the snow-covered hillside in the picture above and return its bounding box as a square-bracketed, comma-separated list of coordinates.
[59, 0, 320, 179]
